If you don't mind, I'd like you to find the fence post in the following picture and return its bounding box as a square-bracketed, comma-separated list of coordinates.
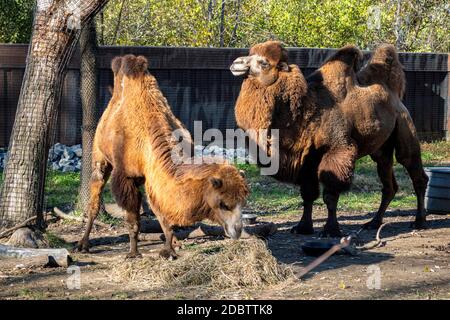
[447, 54, 450, 141]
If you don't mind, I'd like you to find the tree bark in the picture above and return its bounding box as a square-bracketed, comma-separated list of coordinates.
[394, 0, 403, 49]
[219, 0, 226, 47]
[78, 20, 99, 215]
[229, 0, 242, 46]
[0, 244, 71, 268]
[0, 0, 109, 230]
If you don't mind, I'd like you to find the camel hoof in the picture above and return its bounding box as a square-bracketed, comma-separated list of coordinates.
[363, 219, 382, 230]
[290, 222, 314, 235]
[76, 241, 90, 253]
[320, 225, 342, 238]
[159, 248, 178, 260]
[125, 252, 143, 259]
[411, 219, 428, 230]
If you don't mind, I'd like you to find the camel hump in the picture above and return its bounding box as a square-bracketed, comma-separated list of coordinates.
[325, 45, 363, 69]
[111, 56, 122, 74]
[121, 54, 149, 78]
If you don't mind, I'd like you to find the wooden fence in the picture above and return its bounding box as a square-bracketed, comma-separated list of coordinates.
[0, 44, 448, 147]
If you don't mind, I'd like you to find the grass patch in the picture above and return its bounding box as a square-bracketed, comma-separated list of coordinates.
[98, 211, 122, 226]
[18, 289, 49, 300]
[43, 171, 115, 210]
[421, 141, 450, 164]
[112, 292, 131, 300]
[44, 171, 80, 209]
[44, 231, 72, 249]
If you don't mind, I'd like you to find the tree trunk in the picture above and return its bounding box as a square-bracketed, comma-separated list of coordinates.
[219, 0, 226, 47]
[78, 20, 99, 215]
[229, 0, 242, 46]
[394, 0, 403, 49]
[0, 0, 109, 230]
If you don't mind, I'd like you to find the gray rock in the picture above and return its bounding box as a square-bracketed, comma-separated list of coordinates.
[51, 143, 65, 156]
[48, 149, 61, 162]
[207, 145, 223, 156]
[59, 158, 74, 167]
[0, 152, 8, 169]
[71, 144, 82, 158]
[236, 148, 247, 158]
[51, 162, 60, 171]
[62, 148, 75, 160]
[226, 149, 236, 159]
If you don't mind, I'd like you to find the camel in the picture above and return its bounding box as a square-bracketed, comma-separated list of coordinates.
[230, 41, 428, 237]
[78, 54, 249, 259]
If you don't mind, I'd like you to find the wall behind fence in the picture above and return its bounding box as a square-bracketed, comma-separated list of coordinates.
[0, 44, 448, 148]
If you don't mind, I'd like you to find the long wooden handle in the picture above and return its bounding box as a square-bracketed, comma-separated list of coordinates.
[298, 237, 351, 279]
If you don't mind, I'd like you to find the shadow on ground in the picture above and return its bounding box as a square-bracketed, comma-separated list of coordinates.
[265, 211, 449, 278]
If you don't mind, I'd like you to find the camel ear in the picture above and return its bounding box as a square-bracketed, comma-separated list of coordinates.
[278, 61, 289, 72]
[210, 177, 223, 189]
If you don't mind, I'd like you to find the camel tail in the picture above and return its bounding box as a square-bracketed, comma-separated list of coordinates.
[358, 44, 406, 98]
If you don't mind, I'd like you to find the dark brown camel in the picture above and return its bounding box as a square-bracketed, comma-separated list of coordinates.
[230, 41, 428, 237]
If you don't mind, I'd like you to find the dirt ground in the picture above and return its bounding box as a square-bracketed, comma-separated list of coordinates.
[0, 208, 449, 300]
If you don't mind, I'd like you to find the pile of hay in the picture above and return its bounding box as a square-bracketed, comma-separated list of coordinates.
[109, 238, 295, 289]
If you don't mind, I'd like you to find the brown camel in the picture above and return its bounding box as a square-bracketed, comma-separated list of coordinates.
[230, 41, 428, 237]
[78, 54, 249, 259]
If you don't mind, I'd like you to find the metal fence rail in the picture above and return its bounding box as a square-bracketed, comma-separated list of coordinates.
[0, 44, 448, 147]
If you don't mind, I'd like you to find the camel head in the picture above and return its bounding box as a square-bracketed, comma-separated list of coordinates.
[230, 40, 289, 86]
[203, 165, 249, 239]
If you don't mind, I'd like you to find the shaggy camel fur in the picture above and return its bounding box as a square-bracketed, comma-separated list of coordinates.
[230, 41, 428, 237]
[78, 55, 249, 259]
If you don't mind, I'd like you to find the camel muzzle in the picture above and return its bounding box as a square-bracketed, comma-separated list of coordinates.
[230, 56, 251, 76]
[225, 222, 243, 240]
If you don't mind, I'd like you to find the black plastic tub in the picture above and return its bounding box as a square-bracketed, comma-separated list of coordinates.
[301, 239, 343, 257]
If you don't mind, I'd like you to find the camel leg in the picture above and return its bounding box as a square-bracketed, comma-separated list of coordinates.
[394, 117, 429, 229]
[125, 208, 142, 259]
[152, 210, 177, 260]
[318, 145, 357, 237]
[322, 188, 341, 237]
[291, 165, 319, 235]
[396, 151, 429, 229]
[77, 159, 112, 252]
[364, 142, 398, 229]
[110, 171, 143, 258]
[406, 164, 428, 229]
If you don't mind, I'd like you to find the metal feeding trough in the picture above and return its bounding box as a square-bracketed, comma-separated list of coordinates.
[424, 167, 450, 215]
[242, 213, 258, 225]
